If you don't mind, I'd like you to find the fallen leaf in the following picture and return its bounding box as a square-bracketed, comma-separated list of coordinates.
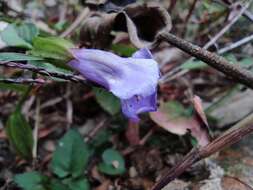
[192, 95, 209, 128]
[162, 179, 190, 190]
[150, 101, 210, 146]
[80, 2, 172, 48]
[222, 176, 252, 190]
[209, 89, 253, 127]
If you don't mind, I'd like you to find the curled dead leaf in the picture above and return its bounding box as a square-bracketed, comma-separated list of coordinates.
[80, 2, 172, 48]
[80, 13, 116, 48]
[150, 101, 210, 147]
[192, 95, 209, 129]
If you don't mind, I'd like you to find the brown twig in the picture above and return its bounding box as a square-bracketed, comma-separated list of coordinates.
[224, 175, 253, 190]
[85, 118, 108, 142]
[203, 3, 249, 50]
[219, 0, 253, 23]
[184, 0, 198, 24]
[181, 0, 198, 37]
[0, 61, 87, 84]
[218, 33, 253, 54]
[155, 32, 253, 89]
[60, 7, 90, 38]
[160, 2, 249, 83]
[0, 78, 46, 84]
[152, 112, 253, 190]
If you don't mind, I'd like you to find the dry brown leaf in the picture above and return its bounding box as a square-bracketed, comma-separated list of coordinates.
[192, 95, 209, 129]
[162, 179, 190, 190]
[91, 166, 105, 183]
[80, 2, 172, 48]
[222, 176, 251, 190]
[150, 101, 210, 146]
[209, 89, 253, 127]
[80, 13, 116, 48]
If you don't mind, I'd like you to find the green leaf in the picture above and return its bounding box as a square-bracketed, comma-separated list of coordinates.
[0, 22, 37, 50]
[6, 109, 33, 159]
[17, 23, 39, 44]
[93, 87, 121, 115]
[0, 53, 42, 62]
[111, 44, 137, 57]
[203, 0, 226, 14]
[30, 37, 74, 63]
[14, 172, 48, 190]
[239, 57, 253, 68]
[0, 81, 28, 92]
[181, 54, 239, 70]
[51, 129, 93, 178]
[98, 148, 125, 175]
[91, 129, 112, 148]
[64, 178, 90, 190]
[180, 59, 208, 70]
[49, 179, 69, 190]
[224, 53, 237, 63]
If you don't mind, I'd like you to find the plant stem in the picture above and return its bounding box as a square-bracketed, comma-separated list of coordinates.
[0, 61, 86, 84]
[154, 32, 253, 89]
[152, 112, 253, 190]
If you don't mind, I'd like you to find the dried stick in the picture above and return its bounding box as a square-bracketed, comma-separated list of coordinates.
[219, 0, 253, 22]
[155, 32, 253, 89]
[60, 7, 90, 38]
[203, 3, 249, 50]
[32, 98, 40, 160]
[0, 61, 86, 84]
[184, 0, 198, 23]
[0, 78, 46, 84]
[218, 33, 253, 54]
[152, 112, 253, 190]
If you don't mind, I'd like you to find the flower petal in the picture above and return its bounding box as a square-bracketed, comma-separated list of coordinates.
[121, 92, 157, 122]
[68, 48, 160, 121]
[132, 48, 153, 59]
[109, 57, 159, 100]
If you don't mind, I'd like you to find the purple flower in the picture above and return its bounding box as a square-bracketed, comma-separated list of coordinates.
[68, 48, 160, 122]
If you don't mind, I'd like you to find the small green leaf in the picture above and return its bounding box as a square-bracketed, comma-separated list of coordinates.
[224, 53, 237, 63]
[64, 178, 90, 190]
[98, 148, 125, 175]
[93, 87, 121, 115]
[0, 22, 38, 47]
[14, 172, 48, 190]
[17, 23, 39, 44]
[6, 109, 33, 159]
[30, 37, 74, 63]
[239, 57, 253, 68]
[0, 81, 28, 92]
[0, 53, 42, 62]
[111, 44, 137, 57]
[180, 59, 208, 70]
[49, 179, 69, 190]
[91, 129, 112, 148]
[203, 0, 226, 14]
[51, 129, 93, 178]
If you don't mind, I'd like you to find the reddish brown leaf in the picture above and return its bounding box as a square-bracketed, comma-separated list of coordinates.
[192, 95, 209, 128]
[150, 101, 210, 146]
